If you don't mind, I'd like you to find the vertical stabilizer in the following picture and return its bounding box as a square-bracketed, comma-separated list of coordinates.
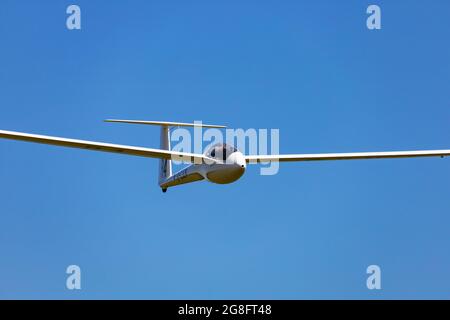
[158, 126, 172, 187]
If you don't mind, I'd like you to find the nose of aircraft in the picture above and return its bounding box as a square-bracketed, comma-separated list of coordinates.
[231, 151, 246, 169]
[224, 151, 246, 183]
[205, 151, 246, 184]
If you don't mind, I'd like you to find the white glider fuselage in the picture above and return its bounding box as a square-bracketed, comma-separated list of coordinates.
[159, 146, 246, 191]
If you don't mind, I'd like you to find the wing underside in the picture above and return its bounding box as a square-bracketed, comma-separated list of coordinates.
[0, 130, 206, 163]
[245, 150, 450, 163]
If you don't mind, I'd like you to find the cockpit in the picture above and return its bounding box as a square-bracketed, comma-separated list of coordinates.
[205, 143, 238, 161]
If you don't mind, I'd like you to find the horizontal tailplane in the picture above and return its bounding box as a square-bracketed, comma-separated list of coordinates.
[104, 119, 226, 129]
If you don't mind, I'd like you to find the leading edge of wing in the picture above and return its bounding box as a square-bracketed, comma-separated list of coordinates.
[0, 130, 206, 163]
[245, 149, 450, 163]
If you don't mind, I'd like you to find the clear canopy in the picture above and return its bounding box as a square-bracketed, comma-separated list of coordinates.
[205, 143, 238, 160]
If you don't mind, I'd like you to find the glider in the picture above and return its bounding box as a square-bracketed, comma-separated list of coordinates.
[1, 119, 449, 192]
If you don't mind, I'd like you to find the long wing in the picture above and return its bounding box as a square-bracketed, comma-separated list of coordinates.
[0, 130, 207, 163]
[246, 150, 450, 163]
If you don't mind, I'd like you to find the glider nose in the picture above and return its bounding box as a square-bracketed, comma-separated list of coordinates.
[206, 152, 246, 184]
[233, 151, 246, 170]
[225, 151, 246, 183]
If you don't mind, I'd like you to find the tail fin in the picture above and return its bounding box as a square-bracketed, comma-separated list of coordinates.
[104, 119, 227, 191]
[159, 126, 172, 186]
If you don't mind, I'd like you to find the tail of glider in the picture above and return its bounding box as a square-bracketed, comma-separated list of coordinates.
[158, 125, 172, 190]
[104, 119, 226, 129]
[104, 119, 226, 191]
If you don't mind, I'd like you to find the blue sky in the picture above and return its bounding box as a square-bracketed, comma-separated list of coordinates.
[1, 0, 450, 299]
